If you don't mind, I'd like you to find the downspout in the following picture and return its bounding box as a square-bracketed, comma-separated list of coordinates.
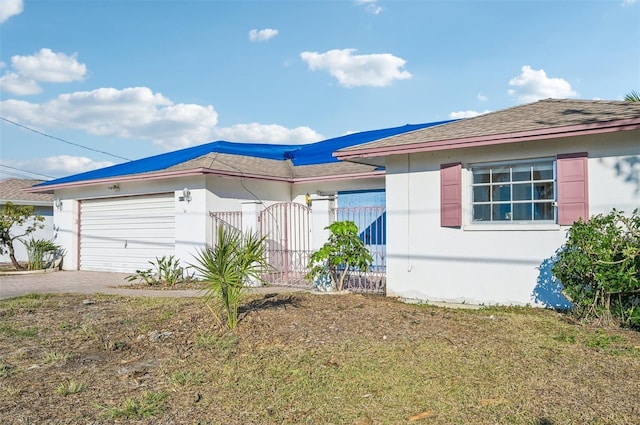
[407, 154, 413, 272]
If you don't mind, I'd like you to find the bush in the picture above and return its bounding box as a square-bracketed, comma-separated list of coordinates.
[306, 221, 373, 292]
[552, 209, 640, 328]
[21, 238, 61, 270]
[126, 255, 193, 286]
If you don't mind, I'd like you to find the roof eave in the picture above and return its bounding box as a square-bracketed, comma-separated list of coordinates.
[292, 170, 385, 183]
[26, 167, 384, 192]
[0, 199, 53, 207]
[335, 118, 640, 161]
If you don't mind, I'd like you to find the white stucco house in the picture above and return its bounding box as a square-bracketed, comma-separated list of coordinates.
[335, 99, 640, 307]
[0, 178, 55, 264]
[26, 122, 447, 287]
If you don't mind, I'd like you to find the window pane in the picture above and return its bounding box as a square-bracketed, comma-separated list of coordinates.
[534, 202, 554, 220]
[512, 164, 531, 182]
[473, 186, 490, 202]
[473, 168, 490, 184]
[492, 204, 512, 221]
[492, 184, 511, 202]
[473, 204, 491, 221]
[513, 203, 533, 220]
[534, 182, 554, 200]
[492, 167, 510, 183]
[533, 163, 553, 180]
[513, 183, 532, 200]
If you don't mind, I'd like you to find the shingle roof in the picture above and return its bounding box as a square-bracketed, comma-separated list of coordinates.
[0, 179, 53, 203]
[32, 121, 449, 190]
[164, 152, 380, 180]
[336, 99, 640, 157]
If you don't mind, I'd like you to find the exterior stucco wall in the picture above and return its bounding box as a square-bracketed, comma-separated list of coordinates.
[385, 131, 639, 306]
[50, 172, 385, 272]
[0, 205, 54, 264]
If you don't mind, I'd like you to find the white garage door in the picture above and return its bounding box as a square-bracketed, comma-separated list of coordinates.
[80, 194, 175, 273]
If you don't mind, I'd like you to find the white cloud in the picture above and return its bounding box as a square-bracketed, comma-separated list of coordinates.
[7, 155, 114, 178]
[11, 48, 86, 82]
[0, 86, 325, 149]
[623, 0, 636, 6]
[300, 48, 412, 88]
[249, 28, 279, 42]
[0, 87, 219, 149]
[0, 71, 41, 95]
[0, 48, 87, 95]
[0, 0, 23, 23]
[212, 123, 323, 144]
[355, 0, 382, 15]
[508, 65, 578, 103]
[449, 110, 492, 119]
[477, 93, 488, 102]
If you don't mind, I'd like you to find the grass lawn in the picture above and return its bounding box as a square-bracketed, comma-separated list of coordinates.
[0, 291, 638, 424]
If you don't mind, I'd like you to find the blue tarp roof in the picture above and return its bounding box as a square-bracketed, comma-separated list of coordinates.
[36, 120, 454, 187]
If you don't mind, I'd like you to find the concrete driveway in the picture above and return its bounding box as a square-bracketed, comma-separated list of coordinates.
[0, 270, 308, 300]
[0, 270, 203, 300]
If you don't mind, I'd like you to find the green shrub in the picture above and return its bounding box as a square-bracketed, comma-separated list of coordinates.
[21, 238, 61, 270]
[126, 255, 193, 286]
[552, 209, 640, 328]
[306, 221, 373, 292]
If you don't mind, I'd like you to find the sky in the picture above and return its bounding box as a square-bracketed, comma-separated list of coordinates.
[0, 0, 638, 181]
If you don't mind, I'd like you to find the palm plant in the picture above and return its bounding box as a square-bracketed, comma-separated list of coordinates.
[191, 225, 269, 329]
[624, 90, 640, 102]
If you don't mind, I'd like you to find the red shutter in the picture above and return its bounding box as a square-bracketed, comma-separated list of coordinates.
[557, 153, 589, 225]
[441, 162, 462, 227]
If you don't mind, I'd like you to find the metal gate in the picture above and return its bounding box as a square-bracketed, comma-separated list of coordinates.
[210, 211, 242, 246]
[259, 202, 311, 287]
[335, 205, 386, 294]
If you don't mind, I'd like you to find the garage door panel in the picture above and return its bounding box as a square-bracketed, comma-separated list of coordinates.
[80, 194, 175, 273]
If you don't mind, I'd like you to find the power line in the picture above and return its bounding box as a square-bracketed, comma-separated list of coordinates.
[0, 164, 56, 179]
[0, 170, 37, 180]
[0, 116, 132, 162]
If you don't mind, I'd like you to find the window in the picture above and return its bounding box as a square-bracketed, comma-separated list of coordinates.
[471, 160, 555, 223]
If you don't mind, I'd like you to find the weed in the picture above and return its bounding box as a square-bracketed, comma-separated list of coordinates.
[43, 351, 70, 363]
[1, 384, 22, 397]
[586, 330, 624, 349]
[14, 293, 51, 300]
[56, 380, 86, 396]
[97, 391, 169, 419]
[170, 370, 204, 386]
[195, 333, 238, 350]
[79, 323, 97, 339]
[0, 324, 37, 337]
[0, 362, 16, 378]
[58, 322, 76, 331]
[553, 331, 577, 344]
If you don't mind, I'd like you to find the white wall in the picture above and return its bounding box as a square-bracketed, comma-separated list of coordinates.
[0, 205, 54, 264]
[51, 172, 384, 272]
[385, 131, 640, 307]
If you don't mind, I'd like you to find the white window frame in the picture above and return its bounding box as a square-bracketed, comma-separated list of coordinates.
[466, 158, 558, 229]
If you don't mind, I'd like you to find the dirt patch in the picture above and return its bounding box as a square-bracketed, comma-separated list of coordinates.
[0, 292, 639, 424]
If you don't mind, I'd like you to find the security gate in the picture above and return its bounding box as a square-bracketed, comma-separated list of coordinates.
[259, 202, 311, 287]
[335, 205, 386, 294]
[210, 211, 242, 246]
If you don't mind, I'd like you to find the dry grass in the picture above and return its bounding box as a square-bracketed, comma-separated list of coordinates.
[0, 291, 638, 424]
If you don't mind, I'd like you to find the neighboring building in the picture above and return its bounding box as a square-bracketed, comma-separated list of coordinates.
[336, 99, 640, 307]
[27, 122, 448, 280]
[0, 178, 55, 264]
